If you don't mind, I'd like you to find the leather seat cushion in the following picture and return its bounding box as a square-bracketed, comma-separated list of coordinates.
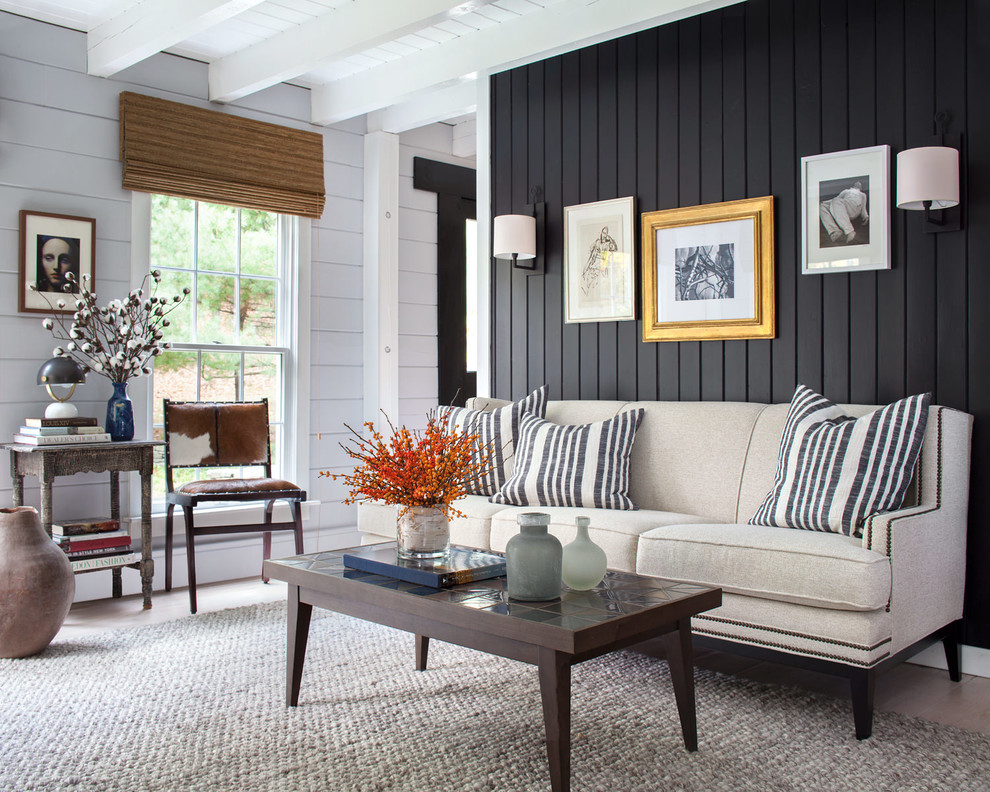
[178, 478, 302, 495]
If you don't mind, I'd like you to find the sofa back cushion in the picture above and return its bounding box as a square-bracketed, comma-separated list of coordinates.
[625, 401, 768, 521]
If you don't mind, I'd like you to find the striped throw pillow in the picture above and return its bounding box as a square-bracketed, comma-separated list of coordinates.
[490, 408, 645, 510]
[441, 385, 547, 496]
[749, 385, 931, 537]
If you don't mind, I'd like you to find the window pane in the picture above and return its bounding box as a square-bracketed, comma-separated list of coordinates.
[197, 203, 237, 273]
[197, 273, 237, 344]
[151, 195, 193, 269]
[200, 351, 241, 402]
[244, 353, 281, 419]
[240, 277, 276, 345]
[156, 269, 194, 343]
[241, 210, 277, 277]
[153, 350, 199, 424]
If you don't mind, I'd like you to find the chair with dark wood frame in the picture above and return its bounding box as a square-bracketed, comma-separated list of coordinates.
[163, 398, 305, 613]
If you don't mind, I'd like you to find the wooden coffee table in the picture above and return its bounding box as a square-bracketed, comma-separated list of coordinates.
[263, 543, 721, 792]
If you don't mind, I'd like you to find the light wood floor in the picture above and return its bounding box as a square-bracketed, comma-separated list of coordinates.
[60, 577, 990, 737]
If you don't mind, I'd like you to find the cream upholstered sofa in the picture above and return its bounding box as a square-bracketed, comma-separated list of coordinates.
[358, 397, 973, 739]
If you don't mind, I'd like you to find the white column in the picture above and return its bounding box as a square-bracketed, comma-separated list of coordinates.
[474, 76, 492, 398]
[363, 131, 400, 424]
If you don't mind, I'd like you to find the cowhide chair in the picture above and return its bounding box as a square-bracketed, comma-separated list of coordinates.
[163, 399, 305, 613]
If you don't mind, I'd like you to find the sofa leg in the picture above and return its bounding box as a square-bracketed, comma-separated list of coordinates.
[850, 668, 876, 740]
[943, 621, 963, 682]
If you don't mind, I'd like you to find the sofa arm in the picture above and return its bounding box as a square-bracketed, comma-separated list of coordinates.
[859, 406, 973, 654]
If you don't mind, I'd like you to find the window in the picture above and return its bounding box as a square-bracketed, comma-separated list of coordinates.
[148, 195, 298, 503]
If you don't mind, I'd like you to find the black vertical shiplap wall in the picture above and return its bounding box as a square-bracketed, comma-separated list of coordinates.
[489, 0, 990, 650]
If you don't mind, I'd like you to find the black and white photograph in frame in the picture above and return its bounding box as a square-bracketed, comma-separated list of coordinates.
[801, 145, 890, 274]
[18, 210, 96, 314]
[641, 196, 775, 343]
[564, 196, 636, 323]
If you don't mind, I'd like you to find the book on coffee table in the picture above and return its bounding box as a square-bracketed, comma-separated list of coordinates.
[342, 544, 506, 588]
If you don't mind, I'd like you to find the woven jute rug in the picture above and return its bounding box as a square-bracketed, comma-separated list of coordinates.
[1, 601, 987, 792]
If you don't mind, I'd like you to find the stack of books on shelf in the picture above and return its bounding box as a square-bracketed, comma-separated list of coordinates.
[13, 417, 111, 446]
[52, 518, 137, 571]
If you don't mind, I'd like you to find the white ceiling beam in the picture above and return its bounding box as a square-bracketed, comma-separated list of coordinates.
[87, 0, 265, 78]
[311, 0, 740, 125]
[209, 0, 494, 104]
[366, 80, 478, 134]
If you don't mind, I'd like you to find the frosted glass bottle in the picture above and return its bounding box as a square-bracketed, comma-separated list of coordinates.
[506, 512, 562, 601]
[561, 516, 607, 590]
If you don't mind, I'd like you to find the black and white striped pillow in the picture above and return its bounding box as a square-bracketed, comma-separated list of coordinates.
[490, 408, 645, 510]
[441, 385, 547, 496]
[749, 385, 931, 537]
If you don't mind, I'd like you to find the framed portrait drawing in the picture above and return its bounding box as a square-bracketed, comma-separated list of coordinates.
[641, 196, 775, 343]
[564, 196, 636, 323]
[19, 210, 96, 314]
[801, 145, 890, 274]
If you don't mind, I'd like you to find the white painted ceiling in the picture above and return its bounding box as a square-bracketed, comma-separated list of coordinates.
[1, 0, 737, 129]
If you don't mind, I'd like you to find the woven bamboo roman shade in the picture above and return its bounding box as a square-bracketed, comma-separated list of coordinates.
[119, 92, 325, 218]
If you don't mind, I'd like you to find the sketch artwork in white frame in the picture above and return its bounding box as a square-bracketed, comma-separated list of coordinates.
[801, 144, 890, 274]
[564, 196, 636, 323]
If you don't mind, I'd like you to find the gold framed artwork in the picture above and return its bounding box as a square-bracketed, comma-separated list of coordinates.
[641, 196, 775, 343]
[563, 196, 636, 323]
[19, 210, 96, 314]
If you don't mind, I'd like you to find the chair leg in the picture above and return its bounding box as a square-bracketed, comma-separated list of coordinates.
[943, 620, 963, 682]
[165, 503, 175, 592]
[183, 506, 198, 614]
[850, 668, 876, 740]
[261, 500, 275, 584]
[292, 500, 304, 554]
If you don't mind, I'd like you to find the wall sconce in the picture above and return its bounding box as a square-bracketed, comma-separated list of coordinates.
[493, 188, 546, 275]
[37, 357, 86, 418]
[895, 112, 962, 233]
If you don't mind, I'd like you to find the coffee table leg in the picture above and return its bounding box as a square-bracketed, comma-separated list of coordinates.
[415, 634, 429, 670]
[663, 618, 698, 751]
[286, 585, 312, 707]
[538, 647, 571, 792]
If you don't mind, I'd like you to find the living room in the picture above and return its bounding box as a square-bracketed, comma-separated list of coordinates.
[1, 1, 988, 790]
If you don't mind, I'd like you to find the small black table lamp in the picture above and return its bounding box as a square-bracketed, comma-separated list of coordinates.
[37, 357, 86, 419]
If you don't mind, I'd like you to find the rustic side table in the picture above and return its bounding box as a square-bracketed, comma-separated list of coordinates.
[6, 440, 161, 609]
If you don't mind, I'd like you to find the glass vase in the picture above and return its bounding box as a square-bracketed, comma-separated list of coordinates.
[397, 505, 450, 560]
[562, 516, 608, 590]
[506, 512, 562, 601]
[106, 381, 134, 442]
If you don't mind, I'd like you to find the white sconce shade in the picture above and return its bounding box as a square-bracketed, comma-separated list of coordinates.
[896, 146, 960, 210]
[493, 214, 536, 260]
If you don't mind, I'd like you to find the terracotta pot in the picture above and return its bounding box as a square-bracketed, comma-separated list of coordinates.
[0, 506, 75, 658]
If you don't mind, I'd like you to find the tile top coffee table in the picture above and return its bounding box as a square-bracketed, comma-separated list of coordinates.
[263, 543, 722, 792]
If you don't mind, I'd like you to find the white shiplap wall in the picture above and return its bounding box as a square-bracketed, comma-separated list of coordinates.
[0, 11, 367, 601]
[396, 124, 475, 430]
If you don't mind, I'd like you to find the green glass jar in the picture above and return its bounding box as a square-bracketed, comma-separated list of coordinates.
[506, 512, 562, 601]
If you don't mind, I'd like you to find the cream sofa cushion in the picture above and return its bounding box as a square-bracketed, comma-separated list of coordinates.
[489, 506, 710, 572]
[636, 522, 891, 611]
[626, 401, 767, 521]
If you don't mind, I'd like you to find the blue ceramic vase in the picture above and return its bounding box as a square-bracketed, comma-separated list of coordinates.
[106, 381, 134, 441]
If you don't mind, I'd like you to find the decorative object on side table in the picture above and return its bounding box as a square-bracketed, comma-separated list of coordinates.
[36, 357, 86, 419]
[0, 506, 74, 658]
[32, 270, 189, 441]
[505, 512, 562, 601]
[327, 410, 492, 560]
[561, 516, 607, 591]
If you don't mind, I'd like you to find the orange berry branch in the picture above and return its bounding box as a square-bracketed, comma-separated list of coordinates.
[321, 410, 494, 520]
